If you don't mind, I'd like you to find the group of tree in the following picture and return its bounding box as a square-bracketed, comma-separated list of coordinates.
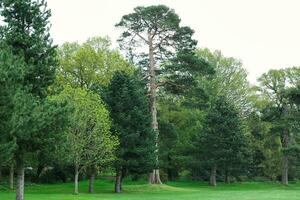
[0, 1, 300, 200]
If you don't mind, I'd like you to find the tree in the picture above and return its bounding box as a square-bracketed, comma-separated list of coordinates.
[192, 97, 249, 186]
[52, 87, 117, 194]
[57, 36, 133, 90]
[196, 48, 251, 116]
[0, 1, 68, 200]
[116, 5, 209, 183]
[57, 36, 131, 193]
[287, 85, 300, 105]
[106, 71, 155, 192]
[0, 42, 20, 187]
[258, 67, 300, 185]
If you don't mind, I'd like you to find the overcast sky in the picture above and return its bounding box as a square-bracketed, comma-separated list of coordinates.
[47, 0, 300, 83]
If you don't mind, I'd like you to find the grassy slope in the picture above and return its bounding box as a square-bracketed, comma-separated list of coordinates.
[0, 180, 300, 200]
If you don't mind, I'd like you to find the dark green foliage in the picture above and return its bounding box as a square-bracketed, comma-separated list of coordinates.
[116, 5, 181, 61]
[158, 114, 179, 181]
[10, 90, 69, 157]
[287, 86, 300, 105]
[163, 49, 213, 96]
[0, 43, 23, 165]
[191, 97, 250, 180]
[0, 2, 68, 199]
[0, 0, 57, 98]
[106, 71, 155, 175]
[116, 4, 212, 97]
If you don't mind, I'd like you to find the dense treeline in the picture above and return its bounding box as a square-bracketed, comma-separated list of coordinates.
[0, 1, 299, 200]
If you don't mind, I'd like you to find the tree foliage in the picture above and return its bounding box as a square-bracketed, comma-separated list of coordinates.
[106, 71, 155, 191]
[52, 86, 117, 193]
[191, 97, 250, 185]
[57, 36, 133, 90]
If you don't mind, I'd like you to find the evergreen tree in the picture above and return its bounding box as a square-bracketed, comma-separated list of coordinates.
[106, 71, 155, 193]
[192, 97, 249, 186]
[0, 1, 67, 199]
[116, 5, 210, 183]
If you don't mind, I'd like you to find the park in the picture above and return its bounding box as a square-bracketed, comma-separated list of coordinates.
[0, 1, 299, 200]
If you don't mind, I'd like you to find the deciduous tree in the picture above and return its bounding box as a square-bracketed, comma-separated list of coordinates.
[52, 87, 117, 194]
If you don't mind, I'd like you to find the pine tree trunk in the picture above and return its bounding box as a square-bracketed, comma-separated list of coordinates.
[281, 130, 289, 185]
[88, 172, 95, 193]
[74, 164, 79, 194]
[148, 36, 162, 185]
[210, 165, 217, 187]
[9, 163, 14, 190]
[0, 167, 2, 183]
[149, 169, 162, 184]
[115, 170, 122, 193]
[16, 159, 25, 200]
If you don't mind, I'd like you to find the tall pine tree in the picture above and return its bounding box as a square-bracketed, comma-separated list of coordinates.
[116, 5, 210, 183]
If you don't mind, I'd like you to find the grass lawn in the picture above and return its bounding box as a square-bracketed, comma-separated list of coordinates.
[1, 179, 300, 200]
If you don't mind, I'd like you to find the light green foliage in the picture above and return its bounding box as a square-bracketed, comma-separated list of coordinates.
[52, 87, 118, 171]
[196, 48, 251, 115]
[258, 67, 300, 106]
[57, 36, 133, 89]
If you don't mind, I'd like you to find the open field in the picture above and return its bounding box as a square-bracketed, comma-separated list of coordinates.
[1, 180, 300, 200]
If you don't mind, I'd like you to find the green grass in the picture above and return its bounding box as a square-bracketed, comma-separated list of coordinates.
[1, 179, 300, 200]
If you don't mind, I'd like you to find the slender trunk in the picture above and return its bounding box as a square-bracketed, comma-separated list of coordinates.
[0, 167, 2, 183]
[148, 36, 162, 185]
[282, 156, 288, 185]
[120, 169, 126, 191]
[88, 171, 95, 193]
[224, 170, 230, 184]
[210, 165, 217, 187]
[115, 170, 122, 193]
[281, 130, 289, 185]
[74, 164, 79, 194]
[10, 163, 14, 190]
[35, 164, 43, 183]
[16, 159, 25, 200]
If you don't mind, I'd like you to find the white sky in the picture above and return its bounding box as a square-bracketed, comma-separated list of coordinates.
[47, 0, 300, 83]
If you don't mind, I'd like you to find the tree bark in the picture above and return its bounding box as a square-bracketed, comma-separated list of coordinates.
[74, 164, 79, 194]
[0, 167, 2, 183]
[149, 169, 162, 184]
[281, 130, 289, 185]
[224, 170, 230, 184]
[115, 170, 122, 193]
[148, 36, 162, 185]
[88, 170, 95, 193]
[210, 165, 217, 187]
[16, 159, 25, 200]
[9, 163, 14, 190]
[282, 156, 288, 185]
